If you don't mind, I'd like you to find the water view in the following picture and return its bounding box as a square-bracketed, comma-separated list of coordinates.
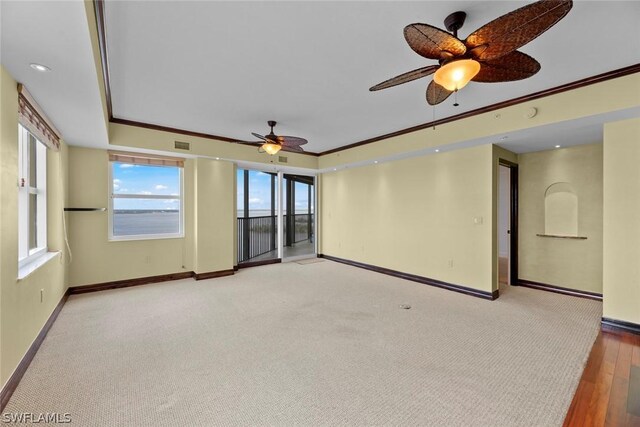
[113, 210, 180, 236]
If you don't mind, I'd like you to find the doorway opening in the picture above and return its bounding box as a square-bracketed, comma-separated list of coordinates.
[498, 160, 518, 292]
[236, 169, 315, 266]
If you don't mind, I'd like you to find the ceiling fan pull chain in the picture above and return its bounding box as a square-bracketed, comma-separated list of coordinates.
[453, 89, 459, 107]
[432, 105, 436, 130]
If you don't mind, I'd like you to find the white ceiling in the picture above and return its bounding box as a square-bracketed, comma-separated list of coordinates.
[104, 0, 640, 153]
[0, 1, 638, 158]
[0, 0, 108, 147]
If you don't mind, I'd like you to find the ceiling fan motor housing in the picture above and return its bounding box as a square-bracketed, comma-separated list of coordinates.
[444, 11, 467, 36]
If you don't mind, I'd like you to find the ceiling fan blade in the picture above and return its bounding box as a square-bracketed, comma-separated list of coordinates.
[251, 132, 268, 142]
[404, 23, 466, 60]
[426, 80, 453, 106]
[473, 51, 541, 83]
[369, 65, 440, 91]
[281, 145, 305, 153]
[235, 141, 263, 147]
[465, 0, 572, 61]
[278, 136, 308, 146]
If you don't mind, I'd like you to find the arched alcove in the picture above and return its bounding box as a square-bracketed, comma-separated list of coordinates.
[544, 182, 578, 236]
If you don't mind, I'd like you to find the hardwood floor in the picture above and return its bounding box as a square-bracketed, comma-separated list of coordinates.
[564, 328, 640, 427]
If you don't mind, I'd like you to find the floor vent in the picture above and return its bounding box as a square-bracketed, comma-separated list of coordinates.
[174, 141, 190, 150]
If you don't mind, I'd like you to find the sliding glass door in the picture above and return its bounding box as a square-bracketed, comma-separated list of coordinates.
[237, 169, 278, 263]
[282, 174, 315, 259]
[236, 168, 315, 264]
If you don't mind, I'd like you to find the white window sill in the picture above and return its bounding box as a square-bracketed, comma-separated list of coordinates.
[18, 251, 61, 281]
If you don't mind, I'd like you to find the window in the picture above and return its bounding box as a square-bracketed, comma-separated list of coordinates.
[18, 124, 48, 267]
[109, 156, 183, 240]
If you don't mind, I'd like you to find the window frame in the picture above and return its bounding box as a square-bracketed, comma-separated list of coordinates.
[108, 161, 184, 241]
[18, 124, 48, 269]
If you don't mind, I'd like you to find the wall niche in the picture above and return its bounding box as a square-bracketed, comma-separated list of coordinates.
[537, 182, 586, 239]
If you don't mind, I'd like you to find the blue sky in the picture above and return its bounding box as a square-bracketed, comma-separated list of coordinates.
[237, 169, 311, 213]
[112, 163, 180, 210]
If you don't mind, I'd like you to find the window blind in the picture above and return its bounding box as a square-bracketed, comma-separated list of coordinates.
[17, 84, 61, 151]
[108, 151, 185, 168]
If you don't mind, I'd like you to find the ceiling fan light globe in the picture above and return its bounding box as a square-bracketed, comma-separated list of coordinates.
[262, 142, 282, 155]
[434, 59, 481, 91]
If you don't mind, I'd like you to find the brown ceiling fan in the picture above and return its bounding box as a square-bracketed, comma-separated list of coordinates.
[370, 0, 573, 106]
[237, 121, 308, 155]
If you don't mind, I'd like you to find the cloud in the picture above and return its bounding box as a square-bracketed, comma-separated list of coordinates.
[119, 164, 135, 169]
[141, 191, 152, 195]
[163, 199, 178, 204]
[248, 197, 262, 205]
[155, 184, 168, 190]
[113, 179, 121, 190]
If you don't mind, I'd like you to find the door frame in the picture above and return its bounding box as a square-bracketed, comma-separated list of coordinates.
[280, 173, 317, 261]
[499, 159, 519, 286]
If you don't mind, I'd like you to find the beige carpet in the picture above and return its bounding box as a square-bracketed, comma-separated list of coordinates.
[295, 258, 325, 265]
[3, 261, 601, 426]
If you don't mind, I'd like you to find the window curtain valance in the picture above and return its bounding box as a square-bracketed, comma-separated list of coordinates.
[17, 84, 61, 151]
[108, 151, 185, 168]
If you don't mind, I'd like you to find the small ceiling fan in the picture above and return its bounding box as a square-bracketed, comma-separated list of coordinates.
[237, 121, 308, 155]
[370, 0, 573, 106]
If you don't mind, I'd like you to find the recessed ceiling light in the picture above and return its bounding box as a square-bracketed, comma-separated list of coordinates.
[435, 149, 440, 153]
[333, 168, 337, 171]
[374, 161, 378, 164]
[215, 157, 220, 160]
[555, 145, 561, 148]
[30, 63, 51, 72]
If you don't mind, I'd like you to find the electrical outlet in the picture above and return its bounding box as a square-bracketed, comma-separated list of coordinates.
[473, 216, 483, 225]
[448, 259, 454, 268]
[145, 255, 152, 264]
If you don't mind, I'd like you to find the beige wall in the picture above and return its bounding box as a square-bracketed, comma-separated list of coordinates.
[67, 147, 195, 285]
[603, 118, 640, 324]
[67, 147, 236, 285]
[518, 143, 603, 294]
[193, 157, 235, 274]
[1, 66, 70, 389]
[320, 144, 495, 293]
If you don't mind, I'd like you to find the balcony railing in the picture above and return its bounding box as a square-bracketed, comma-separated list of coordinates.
[237, 214, 313, 263]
